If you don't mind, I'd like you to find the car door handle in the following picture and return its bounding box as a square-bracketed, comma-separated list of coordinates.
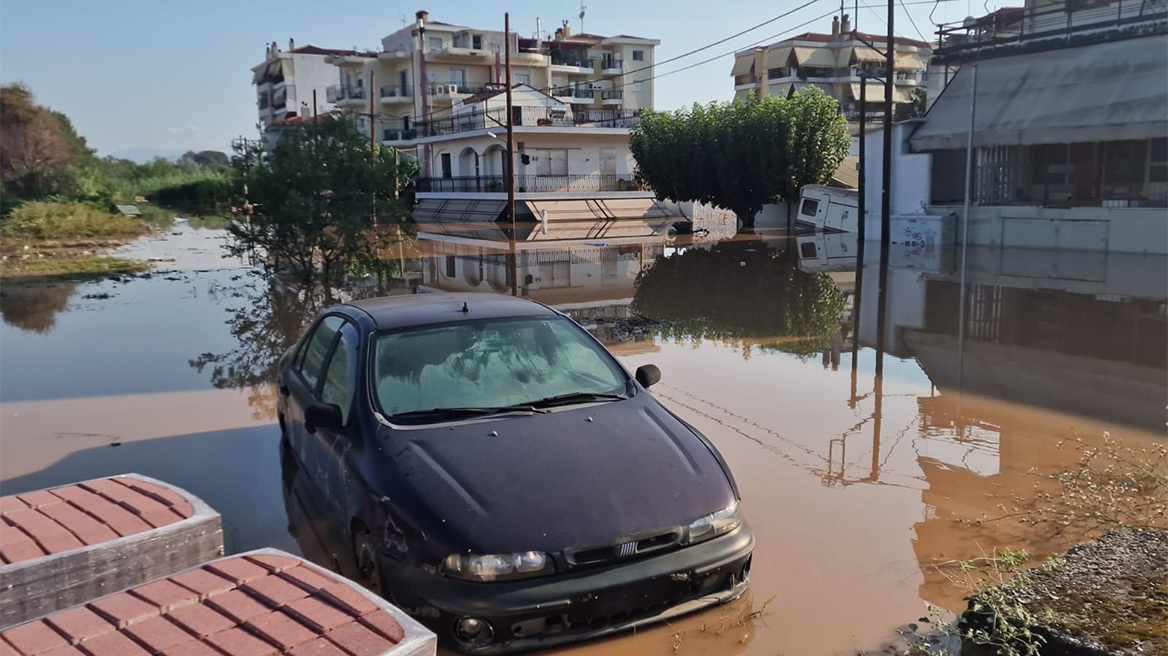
[279, 385, 290, 396]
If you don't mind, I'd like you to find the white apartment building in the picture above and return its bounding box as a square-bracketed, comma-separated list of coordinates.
[327, 11, 659, 151]
[731, 15, 932, 120]
[251, 40, 367, 129]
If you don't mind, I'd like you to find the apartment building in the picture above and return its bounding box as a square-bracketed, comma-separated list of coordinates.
[410, 84, 682, 262]
[876, 0, 1168, 253]
[731, 15, 932, 120]
[251, 40, 364, 129]
[327, 11, 659, 151]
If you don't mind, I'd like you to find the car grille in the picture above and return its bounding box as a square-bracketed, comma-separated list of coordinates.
[562, 528, 682, 568]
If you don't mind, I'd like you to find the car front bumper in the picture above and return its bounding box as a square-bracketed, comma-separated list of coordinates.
[380, 522, 754, 654]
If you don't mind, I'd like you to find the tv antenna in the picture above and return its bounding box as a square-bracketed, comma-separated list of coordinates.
[399, 13, 408, 27]
[578, 1, 587, 33]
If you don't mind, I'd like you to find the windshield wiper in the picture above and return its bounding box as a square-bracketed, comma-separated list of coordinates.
[389, 404, 549, 423]
[523, 391, 628, 408]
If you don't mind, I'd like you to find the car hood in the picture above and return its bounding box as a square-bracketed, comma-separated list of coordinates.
[379, 394, 736, 555]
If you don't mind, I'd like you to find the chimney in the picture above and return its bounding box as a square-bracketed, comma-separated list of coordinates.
[841, 14, 851, 35]
[554, 27, 564, 40]
[832, 16, 840, 38]
[561, 19, 571, 38]
[416, 10, 429, 25]
[299, 102, 310, 119]
[288, 38, 295, 50]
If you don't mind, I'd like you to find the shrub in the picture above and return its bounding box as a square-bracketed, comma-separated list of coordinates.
[0, 200, 144, 240]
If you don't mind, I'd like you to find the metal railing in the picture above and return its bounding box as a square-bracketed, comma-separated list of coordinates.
[382, 127, 418, 142]
[601, 57, 623, 70]
[343, 86, 366, 100]
[417, 174, 643, 193]
[601, 89, 624, 100]
[417, 107, 642, 137]
[550, 52, 591, 68]
[380, 84, 413, 98]
[326, 85, 341, 103]
[933, 0, 1168, 61]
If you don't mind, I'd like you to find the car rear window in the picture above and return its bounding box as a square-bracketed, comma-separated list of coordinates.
[372, 316, 627, 419]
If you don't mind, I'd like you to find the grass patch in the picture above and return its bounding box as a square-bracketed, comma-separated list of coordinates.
[1, 201, 146, 240]
[0, 255, 151, 280]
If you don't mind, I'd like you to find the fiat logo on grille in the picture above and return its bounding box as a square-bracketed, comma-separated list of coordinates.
[617, 541, 637, 558]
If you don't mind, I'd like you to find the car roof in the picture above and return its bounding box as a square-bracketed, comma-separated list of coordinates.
[345, 293, 559, 331]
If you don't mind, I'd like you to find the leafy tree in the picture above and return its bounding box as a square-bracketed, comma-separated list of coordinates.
[0, 84, 80, 198]
[632, 242, 846, 358]
[226, 117, 417, 284]
[179, 150, 231, 171]
[630, 89, 849, 228]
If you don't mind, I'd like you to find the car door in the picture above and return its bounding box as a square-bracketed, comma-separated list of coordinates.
[283, 315, 344, 502]
[314, 321, 361, 519]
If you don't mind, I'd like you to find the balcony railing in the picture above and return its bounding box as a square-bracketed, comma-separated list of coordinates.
[550, 52, 591, 68]
[601, 57, 623, 71]
[326, 85, 341, 103]
[382, 127, 418, 142]
[601, 89, 623, 100]
[345, 86, 366, 100]
[417, 107, 642, 137]
[380, 84, 413, 98]
[417, 174, 644, 193]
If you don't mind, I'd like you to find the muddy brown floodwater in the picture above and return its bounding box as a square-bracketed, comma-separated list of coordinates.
[1, 225, 1164, 656]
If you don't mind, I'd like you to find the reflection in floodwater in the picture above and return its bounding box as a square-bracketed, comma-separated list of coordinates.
[0, 282, 78, 333]
[0, 227, 1164, 656]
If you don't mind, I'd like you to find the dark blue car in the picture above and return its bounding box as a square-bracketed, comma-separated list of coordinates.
[276, 293, 753, 653]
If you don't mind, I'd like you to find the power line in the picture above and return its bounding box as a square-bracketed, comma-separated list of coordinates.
[899, 0, 928, 40]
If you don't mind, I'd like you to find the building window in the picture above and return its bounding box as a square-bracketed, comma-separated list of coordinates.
[515, 71, 532, 85]
[441, 152, 453, 178]
[445, 256, 456, 278]
[632, 50, 645, 61]
[1149, 138, 1168, 183]
[428, 36, 443, 51]
[472, 34, 483, 49]
[633, 81, 643, 92]
[1102, 140, 1147, 200]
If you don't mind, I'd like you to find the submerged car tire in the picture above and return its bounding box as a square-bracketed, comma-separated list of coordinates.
[353, 528, 384, 597]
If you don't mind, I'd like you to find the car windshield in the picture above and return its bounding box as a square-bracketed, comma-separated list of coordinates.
[372, 316, 628, 421]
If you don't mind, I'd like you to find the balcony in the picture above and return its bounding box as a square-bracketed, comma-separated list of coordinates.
[382, 126, 418, 144]
[416, 174, 644, 193]
[427, 82, 500, 99]
[326, 84, 341, 103]
[380, 85, 413, 101]
[601, 57, 624, 73]
[550, 52, 593, 74]
[417, 107, 641, 137]
[601, 89, 623, 105]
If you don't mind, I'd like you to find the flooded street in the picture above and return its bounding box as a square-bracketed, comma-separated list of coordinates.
[1, 225, 1164, 656]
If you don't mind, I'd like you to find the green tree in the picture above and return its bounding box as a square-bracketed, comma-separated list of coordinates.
[0, 84, 81, 199]
[630, 89, 849, 228]
[226, 117, 417, 284]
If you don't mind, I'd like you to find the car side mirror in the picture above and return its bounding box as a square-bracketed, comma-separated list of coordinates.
[635, 364, 661, 389]
[305, 403, 343, 432]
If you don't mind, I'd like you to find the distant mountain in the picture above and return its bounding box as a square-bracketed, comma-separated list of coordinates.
[105, 147, 186, 163]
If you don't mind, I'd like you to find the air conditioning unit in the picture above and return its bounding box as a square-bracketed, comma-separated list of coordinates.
[588, 83, 604, 90]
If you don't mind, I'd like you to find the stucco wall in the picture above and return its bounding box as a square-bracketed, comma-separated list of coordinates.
[428, 131, 636, 178]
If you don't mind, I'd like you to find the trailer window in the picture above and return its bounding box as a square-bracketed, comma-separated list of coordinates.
[800, 198, 820, 217]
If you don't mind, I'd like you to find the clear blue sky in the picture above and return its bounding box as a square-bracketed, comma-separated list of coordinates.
[0, 0, 981, 157]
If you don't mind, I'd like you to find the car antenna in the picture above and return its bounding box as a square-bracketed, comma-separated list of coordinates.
[461, 302, 469, 313]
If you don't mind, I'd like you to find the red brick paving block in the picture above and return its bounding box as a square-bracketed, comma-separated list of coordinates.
[244, 553, 299, 574]
[0, 495, 30, 514]
[65, 493, 150, 538]
[129, 579, 199, 612]
[282, 597, 353, 634]
[112, 478, 188, 510]
[242, 575, 309, 607]
[14, 491, 60, 510]
[166, 603, 236, 638]
[244, 611, 318, 650]
[170, 569, 236, 600]
[206, 627, 278, 656]
[289, 639, 350, 656]
[357, 613, 405, 644]
[88, 593, 160, 628]
[73, 630, 151, 656]
[206, 590, 271, 624]
[163, 640, 224, 656]
[316, 584, 378, 618]
[1, 620, 68, 655]
[206, 558, 269, 585]
[3, 509, 82, 555]
[0, 533, 45, 565]
[39, 645, 86, 656]
[36, 503, 118, 547]
[124, 616, 195, 653]
[280, 566, 336, 594]
[325, 622, 395, 656]
[0, 635, 17, 655]
[44, 606, 115, 645]
[78, 480, 172, 521]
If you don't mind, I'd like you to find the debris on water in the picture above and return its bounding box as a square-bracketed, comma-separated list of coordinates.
[82, 293, 112, 300]
[148, 257, 177, 262]
[109, 441, 122, 447]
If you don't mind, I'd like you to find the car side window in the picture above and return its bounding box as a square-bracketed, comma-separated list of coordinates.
[299, 316, 344, 392]
[319, 323, 359, 425]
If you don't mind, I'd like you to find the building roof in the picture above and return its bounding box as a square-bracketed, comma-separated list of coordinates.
[766, 31, 932, 50]
[288, 45, 377, 57]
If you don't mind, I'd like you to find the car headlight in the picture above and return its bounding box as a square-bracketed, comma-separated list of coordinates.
[682, 500, 741, 546]
[442, 551, 554, 582]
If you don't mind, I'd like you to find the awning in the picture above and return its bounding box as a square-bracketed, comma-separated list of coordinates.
[835, 47, 854, 68]
[911, 35, 1168, 151]
[731, 54, 755, 77]
[770, 83, 794, 98]
[896, 52, 926, 70]
[413, 199, 510, 241]
[280, 59, 295, 75]
[852, 45, 886, 62]
[520, 199, 678, 241]
[734, 88, 753, 102]
[848, 83, 914, 103]
[764, 46, 792, 69]
[791, 47, 836, 68]
[791, 82, 831, 96]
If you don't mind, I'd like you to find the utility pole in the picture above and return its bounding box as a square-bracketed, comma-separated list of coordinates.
[851, 76, 866, 373]
[880, 0, 894, 252]
[417, 11, 431, 178]
[312, 89, 318, 120]
[505, 12, 518, 297]
[370, 70, 378, 228]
